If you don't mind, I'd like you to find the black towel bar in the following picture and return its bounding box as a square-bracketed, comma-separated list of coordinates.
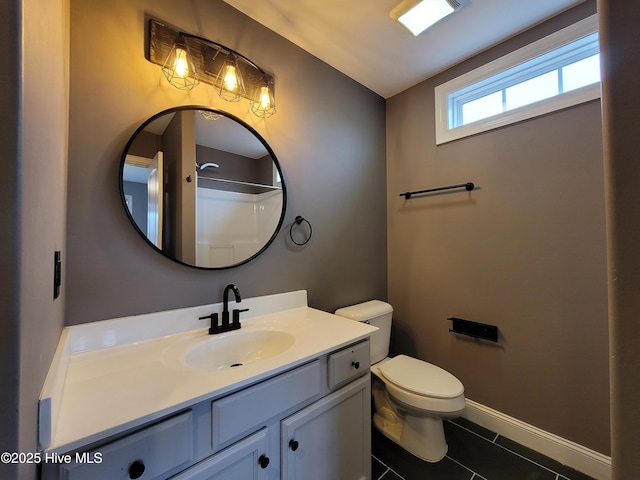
[400, 182, 474, 200]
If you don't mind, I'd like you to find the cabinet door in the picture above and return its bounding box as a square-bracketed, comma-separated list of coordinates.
[170, 429, 270, 480]
[281, 375, 371, 480]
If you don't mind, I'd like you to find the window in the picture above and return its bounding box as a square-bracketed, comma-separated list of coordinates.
[435, 15, 600, 144]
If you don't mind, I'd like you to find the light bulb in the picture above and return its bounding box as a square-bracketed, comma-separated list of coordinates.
[223, 65, 239, 92]
[250, 80, 276, 118]
[259, 86, 271, 108]
[216, 58, 245, 101]
[174, 48, 190, 78]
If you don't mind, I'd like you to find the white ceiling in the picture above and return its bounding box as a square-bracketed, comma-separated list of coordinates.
[195, 114, 267, 159]
[223, 0, 586, 98]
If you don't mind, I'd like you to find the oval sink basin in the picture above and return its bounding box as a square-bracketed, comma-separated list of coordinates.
[184, 330, 295, 369]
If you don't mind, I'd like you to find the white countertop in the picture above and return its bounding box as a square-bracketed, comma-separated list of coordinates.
[40, 291, 377, 453]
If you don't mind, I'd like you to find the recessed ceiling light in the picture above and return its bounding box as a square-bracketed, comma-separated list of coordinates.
[391, 0, 461, 36]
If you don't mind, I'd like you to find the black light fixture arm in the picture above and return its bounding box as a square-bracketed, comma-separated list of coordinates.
[177, 31, 268, 76]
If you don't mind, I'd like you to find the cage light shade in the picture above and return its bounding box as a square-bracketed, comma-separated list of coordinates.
[250, 81, 276, 118]
[162, 41, 199, 90]
[391, 0, 460, 36]
[216, 57, 246, 102]
[198, 109, 223, 121]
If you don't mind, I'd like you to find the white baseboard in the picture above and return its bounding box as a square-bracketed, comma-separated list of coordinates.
[463, 399, 611, 480]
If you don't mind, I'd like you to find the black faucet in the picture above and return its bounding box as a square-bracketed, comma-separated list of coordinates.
[199, 284, 249, 335]
[222, 284, 249, 332]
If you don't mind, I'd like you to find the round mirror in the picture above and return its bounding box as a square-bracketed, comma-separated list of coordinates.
[119, 107, 286, 269]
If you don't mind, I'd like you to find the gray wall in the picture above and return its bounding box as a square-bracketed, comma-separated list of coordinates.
[387, 1, 610, 455]
[0, 1, 22, 478]
[65, 0, 387, 324]
[598, 0, 640, 476]
[20, 0, 69, 471]
[0, 0, 69, 479]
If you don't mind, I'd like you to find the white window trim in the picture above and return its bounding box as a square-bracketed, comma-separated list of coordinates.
[435, 14, 600, 145]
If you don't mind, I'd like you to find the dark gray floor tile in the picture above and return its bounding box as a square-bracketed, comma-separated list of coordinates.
[372, 428, 472, 480]
[444, 421, 556, 480]
[372, 455, 389, 479]
[449, 417, 498, 442]
[496, 436, 596, 480]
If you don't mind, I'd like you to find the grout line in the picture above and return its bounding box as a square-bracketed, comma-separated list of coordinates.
[468, 469, 488, 480]
[493, 432, 500, 443]
[445, 454, 487, 480]
[447, 421, 567, 478]
[372, 454, 389, 480]
[372, 454, 406, 480]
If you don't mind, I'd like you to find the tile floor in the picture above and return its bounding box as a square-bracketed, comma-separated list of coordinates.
[372, 417, 596, 480]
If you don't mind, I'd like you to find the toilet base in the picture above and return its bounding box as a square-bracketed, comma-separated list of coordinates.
[372, 377, 449, 463]
[373, 411, 448, 463]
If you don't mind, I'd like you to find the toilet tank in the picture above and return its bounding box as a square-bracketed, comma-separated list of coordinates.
[335, 300, 393, 364]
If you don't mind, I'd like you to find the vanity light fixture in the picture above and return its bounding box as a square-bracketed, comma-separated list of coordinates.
[391, 0, 461, 36]
[148, 20, 277, 117]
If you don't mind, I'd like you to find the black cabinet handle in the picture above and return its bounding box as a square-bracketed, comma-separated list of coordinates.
[289, 439, 299, 451]
[258, 454, 270, 469]
[352, 361, 360, 369]
[128, 460, 145, 479]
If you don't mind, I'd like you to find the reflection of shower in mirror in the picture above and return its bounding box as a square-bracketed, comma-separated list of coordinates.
[198, 162, 219, 170]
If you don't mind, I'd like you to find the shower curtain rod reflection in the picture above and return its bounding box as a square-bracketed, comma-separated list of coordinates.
[197, 176, 282, 190]
[400, 182, 474, 200]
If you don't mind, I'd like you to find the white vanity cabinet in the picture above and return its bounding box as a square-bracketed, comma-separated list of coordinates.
[44, 339, 371, 480]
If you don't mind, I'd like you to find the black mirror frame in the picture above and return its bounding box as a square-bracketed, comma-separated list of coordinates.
[119, 106, 287, 270]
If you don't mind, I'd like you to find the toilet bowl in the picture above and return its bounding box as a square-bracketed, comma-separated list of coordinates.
[335, 301, 465, 463]
[371, 355, 465, 462]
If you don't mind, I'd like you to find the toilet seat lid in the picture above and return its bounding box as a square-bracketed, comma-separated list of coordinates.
[378, 355, 464, 399]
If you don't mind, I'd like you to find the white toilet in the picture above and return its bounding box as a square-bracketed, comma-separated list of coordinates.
[335, 300, 465, 463]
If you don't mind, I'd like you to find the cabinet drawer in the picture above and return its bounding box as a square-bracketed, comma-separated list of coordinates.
[328, 340, 370, 389]
[60, 411, 194, 480]
[212, 360, 321, 449]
